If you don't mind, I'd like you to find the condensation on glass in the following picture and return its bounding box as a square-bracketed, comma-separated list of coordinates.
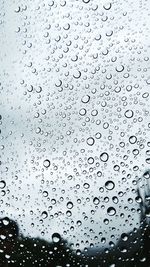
[0, 0, 150, 266]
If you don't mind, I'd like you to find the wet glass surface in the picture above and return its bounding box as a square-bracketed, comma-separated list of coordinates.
[0, 0, 150, 266]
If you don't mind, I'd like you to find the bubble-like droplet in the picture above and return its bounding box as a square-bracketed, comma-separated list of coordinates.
[104, 218, 109, 225]
[146, 78, 150, 85]
[115, 65, 124, 72]
[103, 2, 112, 10]
[95, 34, 101, 41]
[95, 132, 102, 139]
[2, 218, 10, 226]
[135, 196, 142, 203]
[145, 209, 150, 218]
[55, 79, 62, 87]
[105, 181, 115, 190]
[83, 183, 90, 189]
[82, 0, 90, 3]
[41, 211, 48, 219]
[43, 159, 51, 168]
[93, 197, 100, 205]
[52, 233, 61, 243]
[106, 30, 113, 37]
[114, 86, 121, 93]
[79, 108, 87, 116]
[124, 110, 134, 118]
[43, 191, 48, 197]
[67, 201, 73, 209]
[142, 92, 149, 98]
[112, 196, 119, 204]
[87, 137, 95, 146]
[107, 207, 116, 216]
[87, 157, 94, 164]
[121, 233, 128, 241]
[129, 136, 137, 144]
[143, 170, 150, 179]
[100, 152, 109, 162]
[0, 180, 6, 189]
[67, 175, 73, 180]
[15, 6, 21, 13]
[81, 95, 90, 103]
[73, 70, 81, 79]
[91, 109, 98, 116]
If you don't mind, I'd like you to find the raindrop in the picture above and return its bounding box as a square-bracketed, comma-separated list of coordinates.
[0, 180, 6, 189]
[87, 157, 94, 164]
[79, 108, 87, 116]
[107, 207, 116, 216]
[73, 70, 81, 79]
[82, 0, 90, 3]
[105, 181, 115, 190]
[87, 137, 95, 146]
[129, 136, 137, 144]
[41, 211, 48, 219]
[112, 196, 119, 204]
[93, 197, 100, 205]
[143, 171, 150, 179]
[67, 201, 73, 209]
[121, 233, 128, 241]
[83, 183, 90, 189]
[52, 233, 61, 243]
[124, 110, 134, 118]
[100, 152, 109, 162]
[95, 132, 102, 139]
[55, 80, 62, 87]
[81, 95, 90, 103]
[115, 65, 124, 72]
[103, 3, 112, 10]
[43, 159, 51, 168]
[146, 78, 150, 85]
[95, 34, 101, 41]
[43, 191, 48, 197]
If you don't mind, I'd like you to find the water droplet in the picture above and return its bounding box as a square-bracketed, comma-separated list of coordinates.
[112, 196, 118, 204]
[121, 233, 128, 241]
[95, 132, 102, 139]
[87, 137, 95, 146]
[67, 201, 73, 209]
[0, 181, 6, 189]
[115, 65, 124, 72]
[43, 159, 51, 168]
[105, 181, 115, 190]
[41, 211, 48, 219]
[124, 110, 134, 118]
[129, 136, 137, 144]
[107, 207, 116, 216]
[52, 233, 61, 243]
[146, 78, 150, 85]
[55, 80, 62, 87]
[73, 70, 81, 79]
[83, 183, 90, 189]
[82, 0, 90, 3]
[143, 170, 150, 179]
[95, 34, 101, 41]
[79, 108, 87, 116]
[87, 157, 94, 164]
[43, 191, 48, 197]
[100, 152, 109, 162]
[81, 95, 90, 103]
[103, 3, 112, 10]
[93, 197, 100, 205]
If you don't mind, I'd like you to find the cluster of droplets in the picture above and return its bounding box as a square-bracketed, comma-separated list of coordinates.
[0, 0, 150, 263]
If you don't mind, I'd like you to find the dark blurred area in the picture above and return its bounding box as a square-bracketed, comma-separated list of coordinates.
[0, 212, 150, 267]
[1, 176, 150, 267]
